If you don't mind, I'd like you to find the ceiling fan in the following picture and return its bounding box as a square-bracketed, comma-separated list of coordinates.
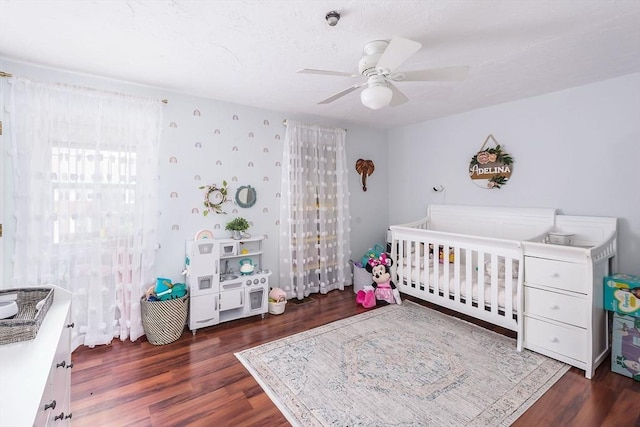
[298, 36, 469, 110]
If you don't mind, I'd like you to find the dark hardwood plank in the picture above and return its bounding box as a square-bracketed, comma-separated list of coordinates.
[71, 290, 640, 426]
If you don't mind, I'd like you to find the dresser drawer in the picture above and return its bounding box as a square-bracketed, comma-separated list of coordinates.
[524, 316, 587, 362]
[525, 257, 586, 293]
[524, 286, 587, 328]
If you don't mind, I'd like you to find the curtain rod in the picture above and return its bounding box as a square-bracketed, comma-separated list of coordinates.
[282, 119, 347, 132]
[0, 70, 168, 104]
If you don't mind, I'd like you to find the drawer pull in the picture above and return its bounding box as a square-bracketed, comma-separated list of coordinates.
[44, 400, 56, 411]
[66, 362, 74, 369]
[65, 413, 73, 420]
[550, 337, 559, 343]
[54, 412, 65, 421]
[550, 304, 560, 310]
[56, 360, 66, 368]
[66, 322, 75, 328]
[551, 273, 560, 278]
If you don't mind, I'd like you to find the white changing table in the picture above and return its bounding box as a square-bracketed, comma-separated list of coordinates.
[522, 215, 617, 379]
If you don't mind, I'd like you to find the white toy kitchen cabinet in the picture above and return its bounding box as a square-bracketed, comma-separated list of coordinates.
[185, 235, 270, 333]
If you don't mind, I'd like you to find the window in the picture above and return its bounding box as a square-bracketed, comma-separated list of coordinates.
[51, 146, 137, 244]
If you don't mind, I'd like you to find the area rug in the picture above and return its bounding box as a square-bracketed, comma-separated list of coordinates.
[235, 301, 569, 426]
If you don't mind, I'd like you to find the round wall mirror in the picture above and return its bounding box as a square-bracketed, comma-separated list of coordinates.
[235, 185, 257, 208]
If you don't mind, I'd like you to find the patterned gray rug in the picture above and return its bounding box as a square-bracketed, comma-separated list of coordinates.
[235, 301, 569, 426]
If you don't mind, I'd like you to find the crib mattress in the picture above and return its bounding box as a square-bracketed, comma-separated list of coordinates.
[396, 262, 518, 310]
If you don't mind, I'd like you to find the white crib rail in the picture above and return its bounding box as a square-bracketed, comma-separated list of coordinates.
[391, 226, 524, 351]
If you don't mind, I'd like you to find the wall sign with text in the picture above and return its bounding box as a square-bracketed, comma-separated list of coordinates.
[468, 134, 514, 189]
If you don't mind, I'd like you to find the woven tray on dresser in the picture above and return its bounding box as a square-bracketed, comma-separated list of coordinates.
[0, 287, 54, 345]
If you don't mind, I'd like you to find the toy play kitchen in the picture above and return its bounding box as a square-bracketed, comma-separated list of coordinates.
[184, 233, 272, 334]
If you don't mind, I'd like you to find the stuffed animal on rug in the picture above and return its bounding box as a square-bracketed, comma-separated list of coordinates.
[356, 253, 402, 308]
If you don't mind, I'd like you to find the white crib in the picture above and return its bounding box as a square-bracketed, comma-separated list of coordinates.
[393, 227, 525, 347]
[390, 205, 558, 352]
[390, 205, 617, 379]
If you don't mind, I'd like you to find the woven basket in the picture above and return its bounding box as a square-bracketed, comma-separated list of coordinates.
[268, 300, 286, 315]
[141, 293, 189, 345]
[0, 287, 55, 345]
[353, 265, 371, 294]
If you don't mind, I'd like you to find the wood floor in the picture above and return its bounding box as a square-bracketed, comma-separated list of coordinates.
[71, 290, 640, 427]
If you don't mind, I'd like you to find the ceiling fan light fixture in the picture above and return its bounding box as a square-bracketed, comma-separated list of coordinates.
[360, 84, 393, 110]
[299, 36, 469, 108]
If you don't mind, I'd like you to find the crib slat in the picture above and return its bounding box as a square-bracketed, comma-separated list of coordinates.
[413, 240, 421, 291]
[477, 251, 485, 309]
[402, 240, 410, 289]
[465, 249, 473, 308]
[422, 241, 429, 292]
[432, 243, 440, 296]
[453, 247, 461, 303]
[490, 253, 499, 315]
[505, 256, 514, 316]
[442, 244, 450, 300]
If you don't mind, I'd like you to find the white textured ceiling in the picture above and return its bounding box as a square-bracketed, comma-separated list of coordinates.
[1, 0, 639, 129]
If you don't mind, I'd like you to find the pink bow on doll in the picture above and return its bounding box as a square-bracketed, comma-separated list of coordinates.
[368, 253, 390, 268]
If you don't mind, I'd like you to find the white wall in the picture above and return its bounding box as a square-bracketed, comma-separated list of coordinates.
[388, 73, 640, 275]
[5, 58, 636, 281]
[154, 97, 388, 285]
[0, 58, 389, 286]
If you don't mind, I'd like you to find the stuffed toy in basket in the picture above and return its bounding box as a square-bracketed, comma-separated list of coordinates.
[268, 288, 287, 315]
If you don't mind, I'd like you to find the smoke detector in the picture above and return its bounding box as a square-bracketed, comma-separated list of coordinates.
[326, 11, 340, 26]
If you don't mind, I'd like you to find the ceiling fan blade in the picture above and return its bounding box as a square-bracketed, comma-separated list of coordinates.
[388, 82, 409, 107]
[375, 36, 422, 74]
[391, 66, 470, 82]
[318, 82, 367, 104]
[297, 68, 359, 78]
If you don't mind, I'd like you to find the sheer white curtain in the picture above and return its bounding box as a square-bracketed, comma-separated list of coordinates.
[279, 120, 351, 300]
[9, 77, 163, 348]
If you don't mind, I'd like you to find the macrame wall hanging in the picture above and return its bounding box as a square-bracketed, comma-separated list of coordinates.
[468, 134, 514, 189]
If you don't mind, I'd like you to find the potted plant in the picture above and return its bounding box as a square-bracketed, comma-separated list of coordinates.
[225, 216, 250, 240]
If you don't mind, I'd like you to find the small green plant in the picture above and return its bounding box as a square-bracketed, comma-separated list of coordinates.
[225, 217, 250, 232]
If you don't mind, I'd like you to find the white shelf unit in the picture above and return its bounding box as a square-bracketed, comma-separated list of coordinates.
[218, 235, 265, 270]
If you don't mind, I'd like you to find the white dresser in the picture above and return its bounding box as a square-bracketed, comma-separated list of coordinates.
[0, 285, 73, 425]
[522, 215, 617, 379]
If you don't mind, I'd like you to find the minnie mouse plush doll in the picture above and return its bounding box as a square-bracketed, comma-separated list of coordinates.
[356, 253, 402, 308]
